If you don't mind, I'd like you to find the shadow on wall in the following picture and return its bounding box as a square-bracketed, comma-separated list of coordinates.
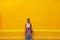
[0, 13, 1, 30]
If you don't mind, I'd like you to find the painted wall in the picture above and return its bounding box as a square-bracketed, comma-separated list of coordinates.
[0, 0, 60, 30]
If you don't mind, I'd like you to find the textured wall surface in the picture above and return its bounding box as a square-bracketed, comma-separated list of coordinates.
[0, 0, 60, 40]
[0, 0, 60, 30]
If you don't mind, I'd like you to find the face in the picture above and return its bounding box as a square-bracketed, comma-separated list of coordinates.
[27, 18, 30, 23]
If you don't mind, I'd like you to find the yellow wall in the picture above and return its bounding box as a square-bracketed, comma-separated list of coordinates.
[0, 0, 60, 30]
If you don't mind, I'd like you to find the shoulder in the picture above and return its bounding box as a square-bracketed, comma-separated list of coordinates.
[29, 23, 32, 27]
[30, 23, 32, 25]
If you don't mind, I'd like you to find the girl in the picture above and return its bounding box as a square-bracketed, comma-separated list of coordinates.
[25, 18, 33, 40]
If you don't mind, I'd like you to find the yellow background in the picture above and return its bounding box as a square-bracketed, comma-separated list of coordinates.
[0, 0, 60, 40]
[0, 0, 60, 30]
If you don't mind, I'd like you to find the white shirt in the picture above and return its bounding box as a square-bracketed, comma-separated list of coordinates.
[26, 23, 30, 28]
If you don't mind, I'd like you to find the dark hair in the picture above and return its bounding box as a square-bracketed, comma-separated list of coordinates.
[27, 18, 30, 20]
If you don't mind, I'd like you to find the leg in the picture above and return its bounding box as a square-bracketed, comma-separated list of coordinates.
[29, 36, 32, 40]
[26, 36, 29, 40]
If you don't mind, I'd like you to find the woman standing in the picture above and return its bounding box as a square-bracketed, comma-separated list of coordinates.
[25, 18, 33, 40]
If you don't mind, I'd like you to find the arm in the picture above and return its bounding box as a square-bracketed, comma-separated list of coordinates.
[30, 23, 33, 33]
